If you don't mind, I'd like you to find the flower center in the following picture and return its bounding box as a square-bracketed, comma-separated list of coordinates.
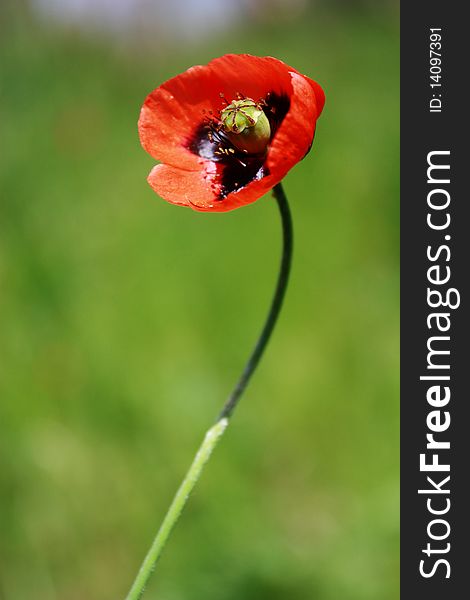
[220, 98, 271, 155]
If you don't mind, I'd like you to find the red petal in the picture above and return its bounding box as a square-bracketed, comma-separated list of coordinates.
[148, 162, 280, 213]
[307, 76, 325, 117]
[149, 163, 288, 212]
[208, 54, 293, 105]
[266, 72, 319, 180]
[147, 163, 225, 211]
[138, 65, 225, 170]
[286, 65, 325, 118]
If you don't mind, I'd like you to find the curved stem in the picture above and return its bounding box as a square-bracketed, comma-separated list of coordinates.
[218, 182, 293, 419]
[125, 182, 293, 600]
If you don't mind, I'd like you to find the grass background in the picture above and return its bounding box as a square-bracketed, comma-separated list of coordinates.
[1, 1, 399, 598]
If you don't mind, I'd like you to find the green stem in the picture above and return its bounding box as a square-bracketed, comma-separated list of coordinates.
[125, 419, 228, 600]
[125, 183, 293, 599]
[218, 182, 293, 420]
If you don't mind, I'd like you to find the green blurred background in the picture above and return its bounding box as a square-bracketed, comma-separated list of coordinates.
[0, 1, 399, 598]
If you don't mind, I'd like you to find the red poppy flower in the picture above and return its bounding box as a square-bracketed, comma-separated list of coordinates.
[138, 54, 325, 212]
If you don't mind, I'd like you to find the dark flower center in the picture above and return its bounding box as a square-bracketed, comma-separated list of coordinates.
[187, 91, 290, 200]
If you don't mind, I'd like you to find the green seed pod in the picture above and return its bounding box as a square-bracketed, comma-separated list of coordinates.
[220, 98, 271, 155]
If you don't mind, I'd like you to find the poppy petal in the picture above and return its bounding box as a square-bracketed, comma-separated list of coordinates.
[208, 54, 293, 105]
[148, 161, 279, 213]
[138, 66, 225, 170]
[148, 163, 229, 211]
[305, 75, 325, 117]
[266, 72, 319, 178]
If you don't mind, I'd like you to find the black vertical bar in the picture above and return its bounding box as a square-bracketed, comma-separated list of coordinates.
[401, 2, 469, 598]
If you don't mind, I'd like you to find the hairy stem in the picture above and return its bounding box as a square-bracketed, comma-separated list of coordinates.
[125, 182, 293, 600]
